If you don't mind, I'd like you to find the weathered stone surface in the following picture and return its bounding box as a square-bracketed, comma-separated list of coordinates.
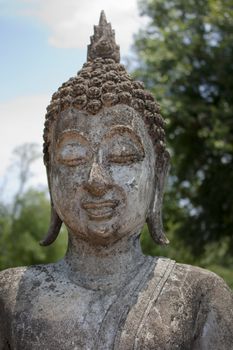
[0, 11, 233, 350]
[1, 259, 233, 349]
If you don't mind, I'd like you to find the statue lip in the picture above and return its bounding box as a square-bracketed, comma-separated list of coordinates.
[81, 200, 119, 221]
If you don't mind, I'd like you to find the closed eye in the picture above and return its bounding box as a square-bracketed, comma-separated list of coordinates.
[56, 131, 92, 166]
[102, 125, 145, 166]
[106, 141, 144, 165]
[107, 152, 143, 164]
[57, 143, 91, 166]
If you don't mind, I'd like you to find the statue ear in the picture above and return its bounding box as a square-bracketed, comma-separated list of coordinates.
[40, 204, 62, 246]
[146, 151, 170, 245]
[40, 167, 63, 246]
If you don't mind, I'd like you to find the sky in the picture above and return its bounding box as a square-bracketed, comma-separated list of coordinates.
[0, 0, 147, 198]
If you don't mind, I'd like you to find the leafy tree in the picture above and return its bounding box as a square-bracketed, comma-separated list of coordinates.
[134, 0, 233, 259]
[0, 144, 67, 270]
[0, 189, 67, 269]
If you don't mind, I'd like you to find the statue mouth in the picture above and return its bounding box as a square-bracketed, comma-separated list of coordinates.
[81, 200, 119, 221]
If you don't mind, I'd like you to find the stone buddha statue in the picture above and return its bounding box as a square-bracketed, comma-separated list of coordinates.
[0, 11, 233, 350]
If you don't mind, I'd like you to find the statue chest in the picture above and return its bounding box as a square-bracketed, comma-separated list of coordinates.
[9, 285, 116, 350]
[9, 289, 195, 350]
[7, 259, 197, 349]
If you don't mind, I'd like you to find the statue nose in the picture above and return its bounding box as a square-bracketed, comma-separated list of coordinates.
[84, 162, 111, 197]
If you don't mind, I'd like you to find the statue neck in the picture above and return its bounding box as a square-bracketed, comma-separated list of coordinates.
[62, 231, 147, 291]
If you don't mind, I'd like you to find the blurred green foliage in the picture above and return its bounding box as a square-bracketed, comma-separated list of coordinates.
[0, 189, 67, 270]
[0, 143, 67, 271]
[135, 0, 233, 288]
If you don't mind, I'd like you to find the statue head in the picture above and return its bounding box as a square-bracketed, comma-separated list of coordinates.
[41, 11, 170, 247]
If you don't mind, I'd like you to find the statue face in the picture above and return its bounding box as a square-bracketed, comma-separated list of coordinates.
[49, 105, 156, 245]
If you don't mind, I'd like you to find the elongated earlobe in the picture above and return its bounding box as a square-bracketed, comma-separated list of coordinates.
[40, 205, 62, 246]
[40, 167, 63, 246]
[146, 151, 170, 245]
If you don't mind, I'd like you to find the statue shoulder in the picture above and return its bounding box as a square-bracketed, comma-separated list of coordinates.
[0, 264, 58, 339]
[0, 266, 29, 349]
[174, 262, 232, 293]
[0, 266, 28, 303]
[174, 263, 233, 350]
[0, 263, 56, 307]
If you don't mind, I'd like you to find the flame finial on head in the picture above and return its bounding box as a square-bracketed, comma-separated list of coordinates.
[87, 10, 120, 62]
[98, 10, 108, 26]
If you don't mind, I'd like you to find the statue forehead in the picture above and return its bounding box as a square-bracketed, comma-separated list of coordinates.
[53, 105, 151, 144]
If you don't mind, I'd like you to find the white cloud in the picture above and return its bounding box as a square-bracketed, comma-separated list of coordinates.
[0, 95, 49, 192]
[19, 0, 146, 55]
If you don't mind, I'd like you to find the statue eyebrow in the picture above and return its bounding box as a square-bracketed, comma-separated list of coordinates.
[56, 130, 91, 148]
[102, 125, 145, 153]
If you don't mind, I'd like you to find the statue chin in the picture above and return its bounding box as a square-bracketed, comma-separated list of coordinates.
[63, 208, 144, 246]
[87, 225, 119, 243]
[66, 218, 122, 245]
